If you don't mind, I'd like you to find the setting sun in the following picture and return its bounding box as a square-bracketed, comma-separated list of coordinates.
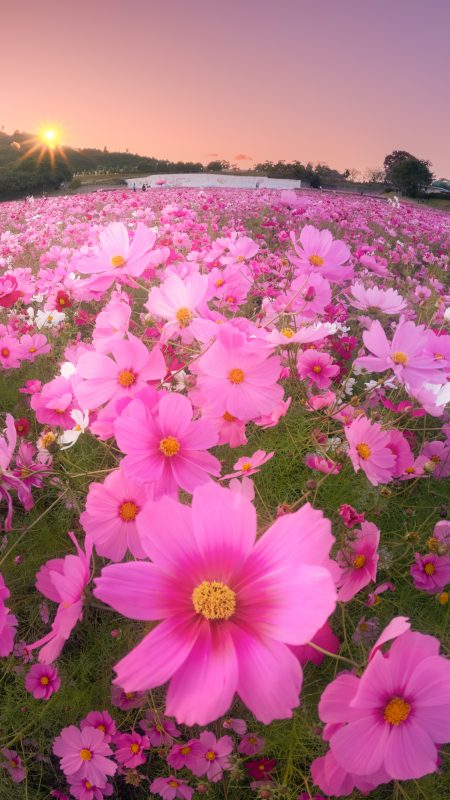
[38, 126, 61, 149]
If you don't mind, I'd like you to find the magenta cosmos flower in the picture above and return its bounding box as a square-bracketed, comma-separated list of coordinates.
[289, 225, 353, 282]
[410, 553, 450, 594]
[150, 776, 193, 800]
[193, 326, 283, 420]
[94, 482, 337, 725]
[297, 349, 339, 389]
[190, 731, 233, 781]
[0, 749, 26, 783]
[321, 628, 450, 780]
[75, 334, 166, 413]
[355, 319, 445, 389]
[114, 392, 220, 497]
[75, 221, 157, 278]
[345, 416, 396, 485]
[80, 711, 116, 743]
[113, 730, 150, 768]
[337, 522, 380, 602]
[0, 573, 17, 657]
[53, 725, 116, 785]
[27, 532, 92, 663]
[80, 468, 154, 561]
[25, 663, 60, 700]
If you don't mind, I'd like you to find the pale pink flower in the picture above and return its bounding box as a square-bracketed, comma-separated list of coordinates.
[290, 225, 353, 282]
[349, 283, 407, 315]
[75, 221, 157, 278]
[80, 712, 116, 743]
[53, 725, 116, 785]
[223, 449, 274, 479]
[146, 272, 208, 342]
[30, 376, 76, 429]
[337, 522, 380, 602]
[297, 349, 339, 389]
[190, 732, 233, 782]
[345, 416, 396, 485]
[150, 776, 193, 800]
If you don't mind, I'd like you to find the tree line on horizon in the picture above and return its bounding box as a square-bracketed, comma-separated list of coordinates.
[0, 129, 440, 200]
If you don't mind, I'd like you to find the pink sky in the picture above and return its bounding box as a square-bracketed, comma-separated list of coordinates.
[2, 0, 449, 176]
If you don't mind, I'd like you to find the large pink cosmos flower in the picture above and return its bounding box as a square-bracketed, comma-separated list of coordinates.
[289, 225, 353, 282]
[146, 272, 208, 342]
[349, 283, 407, 315]
[53, 725, 116, 785]
[336, 522, 380, 602]
[94, 483, 337, 725]
[297, 349, 339, 389]
[114, 392, 221, 497]
[320, 627, 450, 781]
[30, 376, 77, 429]
[355, 319, 445, 389]
[75, 334, 166, 413]
[27, 532, 92, 663]
[75, 222, 157, 278]
[193, 326, 283, 420]
[344, 416, 396, 485]
[80, 468, 154, 561]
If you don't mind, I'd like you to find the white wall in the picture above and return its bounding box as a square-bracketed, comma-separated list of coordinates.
[125, 173, 302, 190]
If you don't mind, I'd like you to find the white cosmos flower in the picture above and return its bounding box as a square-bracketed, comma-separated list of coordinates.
[58, 410, 89, 450]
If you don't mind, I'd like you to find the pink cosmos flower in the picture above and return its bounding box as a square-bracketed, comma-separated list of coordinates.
[150, 776, 193, 800]
[220, 235, 259, 265]
[140, 711, 181, 745]
[349, 283, 407, 315]
[75, 334, 166, 413]
[297, 348, 339, 389]
[222, 717, 247, 735]
[0, 573, 17, 656]
[421, 440, 450, 479]
[53, 725, 116, 785]
[321, 628, 450, 780]
[311, 747, 389, 797]
[193, 326, 283, 420]
[110, 686, 145, 710]
[337, 522, 380, 602]
[290, 621, 339, 667]
[355, 319, 445, 389]
[67, 776, 113, 800]
[304, 454, 341, 475]
[201, 408, 247, 448]
[410, 553, 450, 594]
[80, 712, 116, 743]
[366, 581, 395, 607]
[19, 332, 51, 361]
[267, 322, 336, 347]
[344, 416, 396, 485]
[25, 663, 60, 700]
[246, 757, 277, 781]
[253, 397, 292, 428]
[223, 449, 274, 479]
[289, 225, 353, 282]
[386, 429, 414, 477]
[305, 391, 336, 411]
[113, 730, 150, 768]
[27, 532, 92, 663]
[338, 504, 365, 529]
[94, 482, 337, 725]
[190, 732, 233, 782]
[238, 733, 265, 756]
[0, 749, 26, 783]
[0, 335, 23, 368]
[167, 740, 204, 771]
[146, 272, 208, 342]
[114, 392, 220, 497]
[31, 376, 76, 429]
[75, 221, 157, 278]
[0, 274, 23, 308]
[92, 298, 131, 353]
[80, 468, 154, 561]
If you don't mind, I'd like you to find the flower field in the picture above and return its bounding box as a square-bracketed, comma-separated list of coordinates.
[0, 187, 449, 800]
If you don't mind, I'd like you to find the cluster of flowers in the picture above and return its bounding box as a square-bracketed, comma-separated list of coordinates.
[0, 186, 449, 798]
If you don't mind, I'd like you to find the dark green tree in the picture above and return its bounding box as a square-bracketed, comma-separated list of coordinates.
[389, 157, 433, 197]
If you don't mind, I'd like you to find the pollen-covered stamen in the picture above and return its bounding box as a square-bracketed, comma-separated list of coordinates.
[40, 676, 49, 686]
[29, 346, 37, 353]
[223, 411, 236, 422]
[192, 580, 236, 620]
[309, 254, 324, 267]
[280, 327, 295, 338]
[80, 748, 92, 761]
[228, 368, 245, 384]
[392, 351, 408, 365]
[353, 554, 366, 569]
[118, 369, 136, 387]
[180, 746, 191, 755]
[176, 307, 193, 327]
[205, 750, 217, 761]
[111, 255, 126, 268]
[424, 562, 436, 576]
[130, 743, 140, 754]
[168, 781, 179, 788]
[356, 442, 371, 460]
[215, 278, 224, 287]
[119, 501, 139, 522]
[241, 462, 252, 472]
[384, 697, 411, 726]
[312, 365, 322, 374]
[159, 436, 181, 457]
[1, 348, 10, 358]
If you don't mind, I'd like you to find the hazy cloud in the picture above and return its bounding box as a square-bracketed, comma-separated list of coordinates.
[233, 153, 253, 161]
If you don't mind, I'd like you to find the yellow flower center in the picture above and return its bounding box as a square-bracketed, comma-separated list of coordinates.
[248, 736, 257, 744]
[1, 348, 10, 357]
[118, 369, 136, 387]
[438, 592, 449, 605]
[353, 554, 366, 569]
[125, 692, 135, 699]
[309, 254, 324, 267]
[40, 676, 50, 685]
[130, 743, 140, 754]
[59, 298, 66, 306]
[392, 351, 408, 365]
[192, 580, 236, 620]
[205, 750, 217, 761]
[29, 346, 37, 353]
[434, 352, 444, 360]
[21, 467, 31, 478]
[236, 255, 245, 263]
[312, 365, 322, 374]
[356, 443, 371, 460]
[384, 697, 411, 726]
[228, 368, 245, 384]
[85, 783, 92, 791]
[111, 254, 126, 268]
[223, 411, 236, 422]
[80, 748, 92, 761]
[168, 781, 179, 788]
[424, 562, 436, 576]
[241, 461, 252, 472]
[405, 467, 415, 474]
[215, 278, 224, 287]
[176, 307, 193, 327]
[430, 455, 441, 463]
[97, 725, 106, 732]
[180, 746, 191, 756]
[280, 327, 295, 338]
[119, 501, 139, 521]
[41, 432, 57, 448]
[159, 436, 181, 457]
